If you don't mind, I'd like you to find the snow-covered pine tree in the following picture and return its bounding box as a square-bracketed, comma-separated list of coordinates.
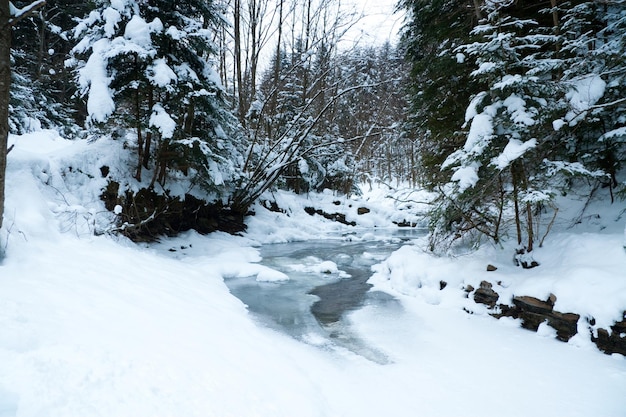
[9, 0, 83, 135]
[433, 3, 570, 262]
[400, 0, 625, 256]
[399, 0, 478, 190]
[139, 0, 244, 193]
[555, 0, 626, 199]
[70, 0, 244, 202]
[68, 0, 246, 237]
[9, 50, 48, 133]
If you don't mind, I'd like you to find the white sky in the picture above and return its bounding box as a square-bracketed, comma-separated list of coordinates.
[343, 0, 405, 47]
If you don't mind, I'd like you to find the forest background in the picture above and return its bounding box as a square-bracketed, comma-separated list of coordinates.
[1, 0, 625, 257]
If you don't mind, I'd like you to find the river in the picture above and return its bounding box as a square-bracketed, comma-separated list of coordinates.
[224, 229, 424, 363]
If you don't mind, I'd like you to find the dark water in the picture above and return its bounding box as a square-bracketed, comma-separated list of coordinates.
[224, 229, 424, 362]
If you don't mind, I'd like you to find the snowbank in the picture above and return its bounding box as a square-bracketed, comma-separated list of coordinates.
[369, 233, 626, 331]
[0, 130, 624, 417]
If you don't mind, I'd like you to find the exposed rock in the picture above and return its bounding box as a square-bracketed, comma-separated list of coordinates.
[507, 295, 579, 342]
[102, 185, 247, 241]
[486, 264, 497, 271]
[439, 280, 447, 290]
[470, 281, 625, 354]
[514, 249, 540, 269]
[261, 200, 285, 213]
[473, 281, 499, 308]
[303, 207, 356, 226]
[357, 207, 371, 215]
[512, 296, 554, 314]
[593, 313, 626, 356]
[393, 220, 417, 227]
[524, 260, 540, 269]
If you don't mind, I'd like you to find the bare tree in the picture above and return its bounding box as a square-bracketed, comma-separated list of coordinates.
[226, 0, 283, 123]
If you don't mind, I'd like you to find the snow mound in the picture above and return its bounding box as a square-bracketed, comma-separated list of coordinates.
[370, 233, 626, 333]
[256, 267, 290, 282]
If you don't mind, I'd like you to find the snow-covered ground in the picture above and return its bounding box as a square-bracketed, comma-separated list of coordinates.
[0, 130, 625, 417]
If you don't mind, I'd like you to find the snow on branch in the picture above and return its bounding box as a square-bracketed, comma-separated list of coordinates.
[491, 138, 537, 170]
[9, 1, 46, 26]
[543, 160, 607, 178]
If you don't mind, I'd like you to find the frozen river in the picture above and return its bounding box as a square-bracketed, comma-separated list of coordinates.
[224, 230, 424, 363]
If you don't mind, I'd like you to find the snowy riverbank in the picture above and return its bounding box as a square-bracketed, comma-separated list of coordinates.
[0, 130, 625, 416]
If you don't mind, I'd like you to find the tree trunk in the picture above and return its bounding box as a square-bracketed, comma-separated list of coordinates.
[519, 162, 534, 252]
[233, 0, 245, 123]
[135, 85, 143, 181]
[143, 85, 154, 169]
[301, 0, 312, 107]
[472, 0, 483, 23]
[37, 7, 45, 80]
[249, 0, 258, 102]
[0, 0, 46, 238]
[0, 0, 12, 232]
[549, 0, 559, 31]
[184, 97, 194, 135]
[511, 163, 522, 247]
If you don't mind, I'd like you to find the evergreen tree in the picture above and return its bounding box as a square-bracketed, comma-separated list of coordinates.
[70, 0, 244, 198]
[418, 0, 626, 258]
[399, 0, 478, 188]
[10, 0, 86, 135]
[435, 8, 565, 259]
[556, 0, 626, 197]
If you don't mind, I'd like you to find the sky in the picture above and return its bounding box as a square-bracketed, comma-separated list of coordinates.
[344, 0, 405, 46]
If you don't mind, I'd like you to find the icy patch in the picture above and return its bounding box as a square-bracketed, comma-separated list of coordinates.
[362, 251, 387, 261]
[314, 261, 339, 274]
